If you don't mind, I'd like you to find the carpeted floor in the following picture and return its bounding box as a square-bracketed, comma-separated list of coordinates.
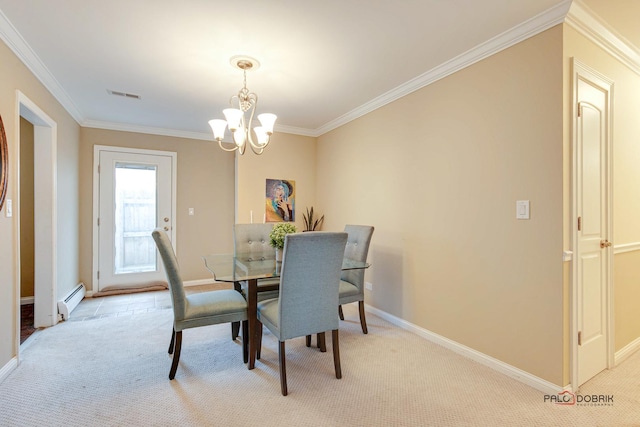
[2, 302, 639, 427]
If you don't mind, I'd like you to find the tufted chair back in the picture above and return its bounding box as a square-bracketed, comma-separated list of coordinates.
[341, 225, 374, 294]
[234, 223, 276, 260]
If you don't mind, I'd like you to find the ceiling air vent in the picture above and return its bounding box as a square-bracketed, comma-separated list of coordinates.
[107, 89, 141, 100]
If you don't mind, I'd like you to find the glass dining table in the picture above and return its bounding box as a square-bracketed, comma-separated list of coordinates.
[202, 253, 369, 370]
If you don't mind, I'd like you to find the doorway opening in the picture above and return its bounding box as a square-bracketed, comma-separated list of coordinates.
[16, 92, 58, 357]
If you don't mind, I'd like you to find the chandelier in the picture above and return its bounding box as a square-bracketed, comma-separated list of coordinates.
[208, 56, 277, 155]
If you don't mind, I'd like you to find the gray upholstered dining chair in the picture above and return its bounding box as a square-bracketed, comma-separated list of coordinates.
[338, 225, 374, 334]
[256, 231, 347, 396]
[230, 223, 281, 340]
[152, 228, 248, 380]
[233, 223, 280, 296]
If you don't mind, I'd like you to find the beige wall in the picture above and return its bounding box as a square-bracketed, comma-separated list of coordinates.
[317, 26, 565, 384]
[19, 118, 34, 298]
[236, 132, 317, 231]
[79, 128, 235, 288]
[0, 39, 81, 368]
[564, 25, 640, 352]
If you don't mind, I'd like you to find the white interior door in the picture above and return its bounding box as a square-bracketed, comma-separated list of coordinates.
[95, 147, 176, 292]
[574, 63, 612, 387]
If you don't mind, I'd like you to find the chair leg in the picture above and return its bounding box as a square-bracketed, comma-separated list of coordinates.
[279, 341, 288, 396]
[231, 321, 240, 340]
[305, 335, 311, 347]
[169, 330, 182, 380]
[318, 332, 327, 352]
[242, 320, 249, 364]
[168, 327, 175, 354]
[332, 329, 342, 379]
[358, 301, 368, 334]
[338, 305, 344, 320]
[256, 321, 263, 360]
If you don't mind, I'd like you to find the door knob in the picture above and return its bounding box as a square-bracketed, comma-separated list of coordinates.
[600, 240, 612, 248]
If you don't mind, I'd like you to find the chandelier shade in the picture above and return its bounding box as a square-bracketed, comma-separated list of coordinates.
[209, 57, 277, 155]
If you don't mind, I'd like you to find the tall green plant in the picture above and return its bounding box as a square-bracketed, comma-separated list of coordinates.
[303, 206, 324, 231]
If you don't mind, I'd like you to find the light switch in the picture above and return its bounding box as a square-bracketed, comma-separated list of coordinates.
[516, 200, 529, 220]
[5, 199, 12, 217]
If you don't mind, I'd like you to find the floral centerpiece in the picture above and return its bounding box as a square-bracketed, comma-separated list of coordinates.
[269, 222, 297, 261]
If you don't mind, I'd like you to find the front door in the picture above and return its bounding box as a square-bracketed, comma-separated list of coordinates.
[95, 147, 176, 292]
[573, 61, 612, 387]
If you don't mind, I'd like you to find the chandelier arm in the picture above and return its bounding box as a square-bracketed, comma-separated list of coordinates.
[245, 95, 261, 150]
[249, 142, 266, 155]
[245, 93, 271, 152]
[249, 136, 270, 153]
[218, 140, 239, 152]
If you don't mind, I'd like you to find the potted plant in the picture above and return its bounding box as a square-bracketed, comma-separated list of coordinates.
[269, 222, 297, 261]
[302, 206, 324, 231]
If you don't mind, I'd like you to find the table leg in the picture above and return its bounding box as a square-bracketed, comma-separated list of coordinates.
[246, 278, 258, 370]
[231, 282, 242, 340]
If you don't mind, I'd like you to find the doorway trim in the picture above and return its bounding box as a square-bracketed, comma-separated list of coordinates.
[570, 58, 614, 391]
[92, 145, 178, 292]
[14, 91, 58, 360]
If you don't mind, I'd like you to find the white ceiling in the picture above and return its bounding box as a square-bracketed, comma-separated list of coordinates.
[0, 0, 634, 140]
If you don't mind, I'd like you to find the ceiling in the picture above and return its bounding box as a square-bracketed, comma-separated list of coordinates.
[0, 0, 636, 140]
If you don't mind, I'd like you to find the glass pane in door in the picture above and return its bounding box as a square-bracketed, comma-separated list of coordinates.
[114, 163, 157, 274]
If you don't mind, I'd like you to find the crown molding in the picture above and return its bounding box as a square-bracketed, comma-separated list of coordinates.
[274, 124, 317, 137]
[314, 0, 573, 136]
[0, 9, 84, 123]
[82, 119, 316, 142]
[565, 1, 640, 76]
[82, 119, 215, 141]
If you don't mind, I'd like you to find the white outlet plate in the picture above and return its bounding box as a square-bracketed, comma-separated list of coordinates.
[365, 281, 373, 291]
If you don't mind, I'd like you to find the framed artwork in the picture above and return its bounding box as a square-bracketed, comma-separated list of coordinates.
[0, 114, 8, 211]
[265, 179, 295, 222]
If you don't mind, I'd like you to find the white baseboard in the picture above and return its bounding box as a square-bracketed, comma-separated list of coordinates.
[20, 296, 34, 305]
[0, 357, 17, 384]
[365, 304, 564, 395]
[615, 336, 640, 365]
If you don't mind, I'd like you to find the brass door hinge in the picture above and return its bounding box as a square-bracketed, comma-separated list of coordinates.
[578, 331, 582, 346]
[577, 216, 582, 231]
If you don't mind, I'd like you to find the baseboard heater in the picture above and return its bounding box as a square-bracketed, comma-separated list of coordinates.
[58, 282, 86, 320]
